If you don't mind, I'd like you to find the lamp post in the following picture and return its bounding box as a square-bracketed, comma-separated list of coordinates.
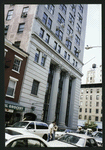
[85, 45, 101, 50]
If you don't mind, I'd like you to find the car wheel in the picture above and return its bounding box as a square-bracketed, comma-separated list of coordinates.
[43, 134, 47, 140]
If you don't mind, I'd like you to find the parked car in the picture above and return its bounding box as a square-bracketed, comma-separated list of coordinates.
[92, 131, 102, 147]
[5, 133, 50, 147]
[55, 128, 66, 139]
[5, 121, 48, 140]
[49, 133, 99, 147]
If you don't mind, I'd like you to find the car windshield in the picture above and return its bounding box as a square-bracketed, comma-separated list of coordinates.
[12, 122, 29, 128]
[58, 134, 85, 147]
[5, 129, 22, 135]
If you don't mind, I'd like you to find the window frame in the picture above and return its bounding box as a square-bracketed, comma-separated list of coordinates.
[31, 79, 39, 96]
[17, 23, 25, 33]
[4, 25, 9, 35]
[42, 12, 48, 25]
[75, 35, 80, 46]
[58, 13, 65, 24]
[55, 29, 63, 41]
[6, 10, 13, 20]
[45, 34, 50, 44]
[47, 18, 52, 29]
[12, 55, 23, 73]
[60, 4, 67, 15]
[34, 49, 40, 63]
[65, 40, 72, 50]
[39, 28, 44, 38]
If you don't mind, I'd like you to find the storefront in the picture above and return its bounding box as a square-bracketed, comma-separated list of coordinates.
[5, 100, 25, 127]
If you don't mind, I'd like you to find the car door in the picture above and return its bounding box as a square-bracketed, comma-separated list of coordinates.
[35, 123, 48, 138]
[26, 122, 36, 133]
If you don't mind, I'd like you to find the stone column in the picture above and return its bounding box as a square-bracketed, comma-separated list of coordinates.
[47, 65, 61, 124]
[58, 72, 70, 127]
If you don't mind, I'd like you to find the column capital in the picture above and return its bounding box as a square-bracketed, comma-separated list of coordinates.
[55, 64, 62, 71]
[65, 72, 70, 78]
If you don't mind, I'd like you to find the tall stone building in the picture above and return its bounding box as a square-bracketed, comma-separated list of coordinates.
[4, 4, 88, 129]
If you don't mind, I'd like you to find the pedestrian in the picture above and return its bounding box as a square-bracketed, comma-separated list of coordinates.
[53, 122, 58, 140]
[47, 121, 56, 142]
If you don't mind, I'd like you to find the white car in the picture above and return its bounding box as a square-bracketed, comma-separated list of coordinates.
[5, 121, 48, 140]
[55, 129, 66, 139]
[5, 133, 50, 147]
[49, 133, 99, 147]
[92, 131, 102, 147]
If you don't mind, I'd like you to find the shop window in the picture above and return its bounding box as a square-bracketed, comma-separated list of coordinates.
[31, 80, 39, 95]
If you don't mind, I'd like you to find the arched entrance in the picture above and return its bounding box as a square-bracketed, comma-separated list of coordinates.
[24, 113, 37, 121]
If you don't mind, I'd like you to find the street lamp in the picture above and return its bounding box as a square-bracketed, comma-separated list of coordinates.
[85, 45, 102, 50]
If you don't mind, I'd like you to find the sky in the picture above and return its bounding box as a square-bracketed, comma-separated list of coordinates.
[81, 4, 102, 84]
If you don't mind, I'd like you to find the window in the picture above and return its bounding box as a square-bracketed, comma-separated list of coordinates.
[75, 35, 80, 46]
[6, 77, 18, 97]
[76, 23, 81, 34]
[79, 115, 82, 119]
[31, 80, 39, 95]
[21, 7, 29, 18]
[90, 101, 92, 107]
[89, 116, 91, 120]
[80, 95, 83, 99]
[81, 89, 83, 94]
[76, 61, 78, 67]
[68, 54, 70, 61]
[12, 55, 23, 72]
[86, 89, 88, 93]
[80, 101, 82, 106]
[101, 109, 102, 114]
[55, 29, 63, 41]
[27, 122, 34, 129]
[79, 4, 83, 13]
[96, 89, 99, 93]
[53, 41, 57, 50]
[85, 108, 87, 113]
[4, 25, 9, 35]
[84, 115, 87, 119]
[89, 109, 91, 113]
[47, 18, 52, 29]
[45, 34, 50, 43]
[74, 47, 79, 57]
[96, 95, 99, 100]
[58, 45, 61, 53]
[90, 77, 92, 80]
[17, 23, 25, 33]
[45, 4, 54, 15]
[70, 4, 76, 13]
[90, 89, 93, 93]
[86, 95, 88, 100]
[36, 123, 48, 129]
[6, 10, 13, 20]
[96, 102, 99, 107]
[39, 28, 44, 38]
[41, 54, 47, 67]
[58, 13, 65, 24]
[34, 50, 40, 63]
[60, 4, 67, 14]
[67, 25, 73, 35]
[95, 116, 98, 121]
[69, 13, 75, 25]
[96, 109, 99, 113]
[79, 108, 82, 112]
[90, 95, 92, 100]
[78, 13, 82, 24]
[85, 101, 88, 106]
[100, 117, 102, 121]
[14, 41, 21, 48]
[73, 59, 75, 66]
[64, 51, 67, 59]
[65, 40, 72, 50]
[42, 12, 48, 25]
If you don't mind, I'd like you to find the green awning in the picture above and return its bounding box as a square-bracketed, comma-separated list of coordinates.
[5, 100, 25, 112]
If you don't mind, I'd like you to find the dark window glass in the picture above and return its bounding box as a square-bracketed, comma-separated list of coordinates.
[12, 57, 21, 72]
[55, 29, 63, 41]
[96, 109, 99, 113]
[85, 108, 87, 113]
[74, 46, 79, 57]
[95, 116, 98, 121]
[14, 41, 21, 48]
[47, 18, 52, 29]
[75, 35, 80, 46]
[17, 23, 25, 33]
[31, 80, 39, 95]
[68, 54, 70, 61]
[58, 45, 61, 53]
[35, 50, 40, 63]
[58, 13, 65, 24]
[54, 41, 57, 50]
[69, 13, 75, 25]
[36, 123, 48, 129]
[60, 4, 67, 14]
[42, 12, 48, 25]
[45, 34, 50, 43]
[6, 10, 13, 20]
[80, 108, 82, 112]
[65, 40, 72, 50]
[41, 55, 46, 67]
[27, 122, 34, 129]
[64, 51, 67, 59]
[39, 28, 44, 38]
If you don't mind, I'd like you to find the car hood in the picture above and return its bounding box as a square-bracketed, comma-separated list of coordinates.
[94, 137, 102, 143]
[48, 140, 76, 147]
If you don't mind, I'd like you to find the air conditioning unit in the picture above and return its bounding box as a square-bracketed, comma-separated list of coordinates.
[69, 33, 73, 38]
[22, 12, 27, 17]
[60, 23, 65, 28]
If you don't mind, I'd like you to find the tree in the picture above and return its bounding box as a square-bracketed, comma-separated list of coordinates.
[84, 121, 97, 131]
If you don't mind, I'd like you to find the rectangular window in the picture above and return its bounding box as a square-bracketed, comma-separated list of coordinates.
[75, 61, 78, 67]
[6, 10, 13, 20]
[78, 12, 82, 24]
[45, 4, 54, 15]
[39, 28, 44, 38]
[42, 12, 48, 25]
[34, 50, 40, 63]
[79, 108, 82, 112]
[81, 89, 83, 94]
[84, 115, 87, 120]
[69, 13, 75, 25]
[64, 51, 67, 59]
[96, 109, 99, 113]
[67, 25, 73, 35]
[54, 41, 57, 50]
[89, 109, 91, 113]
[12, 56, 22, 72]
[74, 47, 79, 58]
[31, 80, 39, 95]
[96, 95, 99, 100]
[47, 18, 52, 29]
[79, 4, 83, 13]
[80, 101, 82, 106]
[68, 54, 70, 61]
[96, 102, 99, 107]
[90, 101, 92, 107]
[60, 4, 67, 14]
[55, 29, 63, 41]
[89, 116, 91, 120]
[6, 77, 18, 97]
[90, 95, 92, 100]
[76, 23, 81, 34]
[95, 116, 98, 121]
[70, 4, 76, 13]
[17, 23, 25, 33]
[41, 54, 46, 67]
[86, 89, 88, 93]
[45, 34, 50, 43]
[58, 45, 61, 53]
[80, 95, 83, 99]
[86, 95, 88, 100]
[75, 35, 80, 46]
[85, 101, 88, 106]
[4, 25, 9, 35]
[65, 40, 72, 50]
[58, 13, 65, 24]
[96, 89, 99, 93]
[85, 108, 87, 113]
[73, 59, 75, 66]
[90, 89, 93, 93]
[21, 7, 29, 18]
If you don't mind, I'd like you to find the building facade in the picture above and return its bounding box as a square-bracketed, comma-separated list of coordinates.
[79, 83, 102, 129]
[5, 38, 29, 126]
[4, 4, 88, 129]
